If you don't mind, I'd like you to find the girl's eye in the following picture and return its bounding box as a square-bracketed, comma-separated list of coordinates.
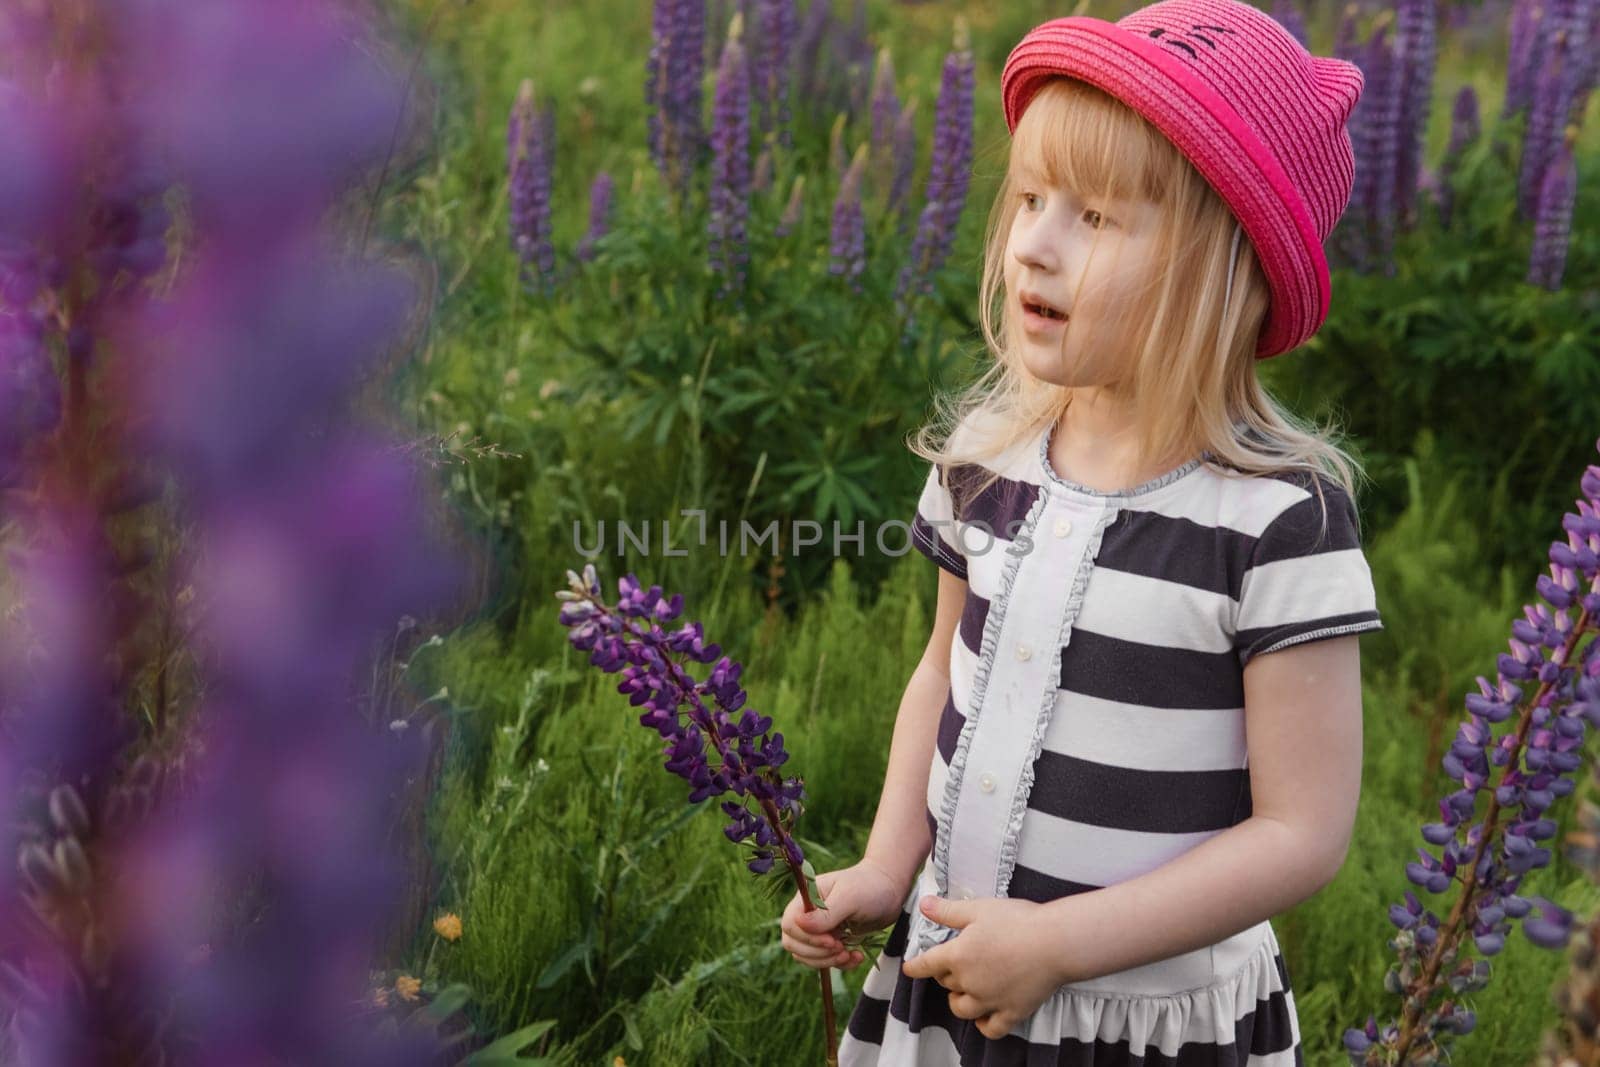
[1018, 192, 1114, 229]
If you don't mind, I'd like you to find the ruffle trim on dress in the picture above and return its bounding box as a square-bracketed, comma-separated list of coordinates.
[1021, 922, 1288, 1055]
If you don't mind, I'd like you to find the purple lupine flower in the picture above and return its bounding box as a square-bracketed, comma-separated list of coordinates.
[708, 13, 752, 300]
[706, 0, 730, 65]
[0, 1, 469, 1063]
[0, 306, 60, 489]
[1346, 24, 1402, 274]
[1333, 2, 1362, 63]
[646, 0, 707, 205]
[508, 79, 558, 296]
[1272, 0, 1309, 49]
[895, 25, 975, 312]
[832, 0, 875, 126]
[556, 563, 861, 1061]
[1343, 446, 1600, 1064]
[752, 0, 796, 151]
[829, 144, 868, 288]
[1503, 0, 1542, 117]
[556, 565, 805, 871]
[1528, 137, 1578, 288]
[1392, 0, 1438, 232]
[775, 174, 805, 238]
[1561, 0, 1600, 126]
[1517, 15, 1575, 220]
[1437, 85, 1481, 228]
[645, 0, 678, 179]
[574, 170, 615, 263]
[675, 0, 709, 189]
[869, 47, 901, 208]
[793, 0, 832, 125]
[889, 99, 918, 233]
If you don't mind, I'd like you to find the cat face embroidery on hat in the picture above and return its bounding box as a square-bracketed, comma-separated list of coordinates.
[1142, 22, 1236, 63]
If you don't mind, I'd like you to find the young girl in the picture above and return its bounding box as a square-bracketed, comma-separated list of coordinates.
[781, 0, 1384, 1062]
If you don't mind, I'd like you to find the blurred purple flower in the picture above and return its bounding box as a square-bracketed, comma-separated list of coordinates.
[1333, 3, 1361, 62]
[646, 0, 706, 205]
[1344, 24, 1402, 274]
[793, 0, 832, 123]
[888, 100, 918, 233]
[1528, 137, 1578, 288]
[868, 47, 900, 207]
[752, 0, 796, 151]
[1271, 0, 1308, 49]
[508, 79, 558, 296]
[1517, 11, 1575, 220]
[1436, 85, 1480, 228]
[0, 309, 60, 489]
[829, 144, 868, 289]
[1504, 0, 1542, 117]
[1565, 0, 1600, 118]
[119, 231, 416, 502]
[830, 0, 874, 126]
[574, 170, 615, 263]
[1392, 0, 1438, 232]
[708, 14, 752, 300]
[0, 1, 471, 1063]
[895, 26, 974, 314]
[122, 0, 403, 237]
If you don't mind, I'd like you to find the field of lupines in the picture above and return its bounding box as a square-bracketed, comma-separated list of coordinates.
[1, 0, 1599, 1063]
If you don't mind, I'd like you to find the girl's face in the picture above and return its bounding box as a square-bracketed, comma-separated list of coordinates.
[1003, 164, 1163, 389]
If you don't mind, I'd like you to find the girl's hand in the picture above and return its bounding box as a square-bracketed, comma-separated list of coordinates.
[780, 858, 909, 971]
[899, 894, 1067, 1041]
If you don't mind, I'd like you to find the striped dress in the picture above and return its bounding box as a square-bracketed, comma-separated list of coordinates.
[839, 415, 1384, 1066]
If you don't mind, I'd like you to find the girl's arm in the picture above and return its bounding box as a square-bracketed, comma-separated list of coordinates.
[862, 567, 968, 894]
[1039, 634, 1364, 985]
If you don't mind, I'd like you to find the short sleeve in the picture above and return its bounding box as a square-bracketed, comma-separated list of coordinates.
[909, 462, 968, 581]
[1233, 479, 1384, 668]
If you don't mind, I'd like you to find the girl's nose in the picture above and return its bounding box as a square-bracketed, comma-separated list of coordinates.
[1012, 228, 1061, 273]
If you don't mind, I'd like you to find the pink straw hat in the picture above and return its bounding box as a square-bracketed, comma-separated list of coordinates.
[1000, 0, 1364, 359]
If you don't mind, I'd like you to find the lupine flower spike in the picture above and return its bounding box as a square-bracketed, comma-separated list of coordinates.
[894, 18, 974, 335]
[556, 563, 882, 1064]
[829, 144, 868, 290]
[708, 11, 752, 302]
[1345, 439, 1600, 1065]
[508, 78, 558, 296]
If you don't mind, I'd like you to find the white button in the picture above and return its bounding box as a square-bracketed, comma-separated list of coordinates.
[959, 887, 975, 901]
[1054, 517, 1073, 538]
[979, 772, 996, 793]
[1015, 642, 1031, 661]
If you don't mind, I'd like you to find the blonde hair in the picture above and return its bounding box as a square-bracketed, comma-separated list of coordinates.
[907, 76, 1366, 538]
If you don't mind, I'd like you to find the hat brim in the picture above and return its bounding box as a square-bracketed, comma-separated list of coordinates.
[1001, 16, 1329, 359]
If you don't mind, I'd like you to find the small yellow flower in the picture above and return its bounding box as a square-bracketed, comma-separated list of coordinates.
[433, 912, 463, 942]
[503, 367, 521, 387]
[613, 1058, 627, 1067]
[539, 379, 561, 399]
[395, 975, 422, 1002]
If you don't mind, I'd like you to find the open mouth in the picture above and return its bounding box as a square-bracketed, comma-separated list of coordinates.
[1023, 300, 1068, 321]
